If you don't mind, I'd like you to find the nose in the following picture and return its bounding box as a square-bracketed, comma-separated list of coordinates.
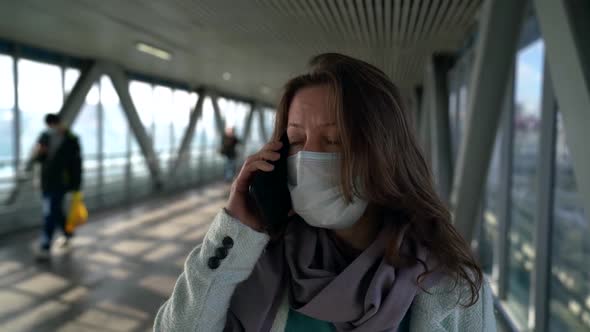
[302, 134, 324, 153]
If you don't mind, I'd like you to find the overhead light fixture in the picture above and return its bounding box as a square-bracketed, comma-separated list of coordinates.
[222, 72, 232, 81]
[261, 86, 270, 95]
[136, 42, 172, 61]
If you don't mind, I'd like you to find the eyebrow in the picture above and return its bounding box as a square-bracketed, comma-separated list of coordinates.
[288, 122, 336, 128]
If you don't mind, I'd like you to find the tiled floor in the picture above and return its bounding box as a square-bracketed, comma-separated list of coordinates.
[0, 183, 229, 332]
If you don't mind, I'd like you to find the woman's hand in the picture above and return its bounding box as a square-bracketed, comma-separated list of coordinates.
[225, 141, 282, 232]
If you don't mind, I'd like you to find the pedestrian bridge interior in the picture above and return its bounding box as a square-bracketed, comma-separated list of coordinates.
[0, 0, 589, 331]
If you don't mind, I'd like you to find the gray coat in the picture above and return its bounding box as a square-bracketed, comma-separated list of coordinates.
[154, 211, 497, 332]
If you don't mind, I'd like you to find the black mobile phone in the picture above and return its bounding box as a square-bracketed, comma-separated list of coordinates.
[248, 133, 292, 229]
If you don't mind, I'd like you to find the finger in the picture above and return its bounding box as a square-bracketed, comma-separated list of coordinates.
[246, 160, 274, 173]
[242, 142, 281, 165]
[244, 150, 280, 164]
[263, 141, 282, 151]
[237, 160, 274, 183]
[256, 150, 281, 162]
[234, 160, 274, 191]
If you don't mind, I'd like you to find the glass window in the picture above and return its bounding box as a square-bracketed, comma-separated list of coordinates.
[223, 99, 232, 130]
[165, 89, 192, 174]
[153, 85, 173, 152]
[0, 54, 15, 202]
[172, 89, 192, 147]
[233, 101, 250, 140]
[215, 97, 228, 130]
[189, 96, 220, 177]
[130, 138, 148, 177]
[201, 97, 220, 149]
[448, 64, 469, 161]
[549, 112, 590, 331]
[507, 37, 545, 326]
[190, 115, 206, 180]
[221, 98, 249, 139]
[129, 82, 197, 179]
[216, 98, 249, 164]
[189, 92, 198, 111]
[101, 76, 128, 192]
[128, 80, 153, 187]
[168, 91, 197, 181]
[263, 108, 276, 139]
[245, 110, 265, 156]
[64, 68, 80, 98]
[18, 59, 63, 164]
[130, 136, 150, 197]
[0, 54, 15, 110]
[129, 80, 154, 134]
[479, 125, 503, 275]
[152, 85, 175, 172]
[85, 81, 100, 106]
[101, 76, 125, 155]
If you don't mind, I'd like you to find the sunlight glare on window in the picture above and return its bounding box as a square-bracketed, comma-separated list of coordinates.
[64, 68, 80, 96]
[100, 76, 120, 107]
[129, 80, 154, 126]
[0, 55, 15, 109]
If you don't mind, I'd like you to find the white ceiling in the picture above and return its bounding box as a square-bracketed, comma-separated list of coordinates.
[0, 0, 481, 104]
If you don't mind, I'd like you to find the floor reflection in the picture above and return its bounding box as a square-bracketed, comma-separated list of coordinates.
[0, 183, 228, 331]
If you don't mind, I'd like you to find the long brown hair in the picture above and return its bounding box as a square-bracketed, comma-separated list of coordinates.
[272, 53, 483, 306]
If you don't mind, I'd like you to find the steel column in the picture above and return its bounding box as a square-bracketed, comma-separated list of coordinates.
[419, 81, 432, 162]
[450, 0, 527, 242]
[170, 91, 204, 176]
[413, 86, 423, 135]
[104, 63, 162, 189]
[125, 124, 132, 203]
[58, 62, 103, 127]
[530, 60, 557, 332]
[428, 56, 454, 202]
[211, 94, 226, 136]
[534, 0, 590, 218]
[495, 63, 515, 300]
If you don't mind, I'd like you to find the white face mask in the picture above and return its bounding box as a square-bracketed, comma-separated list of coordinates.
[287, 151, 368, 229]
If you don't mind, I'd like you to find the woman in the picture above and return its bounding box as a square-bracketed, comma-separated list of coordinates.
[155, 53, 496, 332]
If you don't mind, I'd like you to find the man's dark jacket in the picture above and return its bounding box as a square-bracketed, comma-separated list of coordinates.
[36, 130, 82, 193]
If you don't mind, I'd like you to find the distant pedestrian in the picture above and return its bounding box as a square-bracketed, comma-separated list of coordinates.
[28, 113, 82, 259]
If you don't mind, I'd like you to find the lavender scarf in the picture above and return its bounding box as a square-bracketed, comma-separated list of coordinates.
[225, 215, 440, 332]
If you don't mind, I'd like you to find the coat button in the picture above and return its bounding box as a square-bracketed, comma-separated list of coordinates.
[208, 256, 221, 269]
[222, 236, 234, 249]
[215, 247, 228, 259]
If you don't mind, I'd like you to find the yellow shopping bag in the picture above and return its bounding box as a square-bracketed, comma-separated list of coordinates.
[66, 192, 88, 234]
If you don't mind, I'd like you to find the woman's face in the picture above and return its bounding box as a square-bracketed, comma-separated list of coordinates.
[287, 84, 342, 155]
